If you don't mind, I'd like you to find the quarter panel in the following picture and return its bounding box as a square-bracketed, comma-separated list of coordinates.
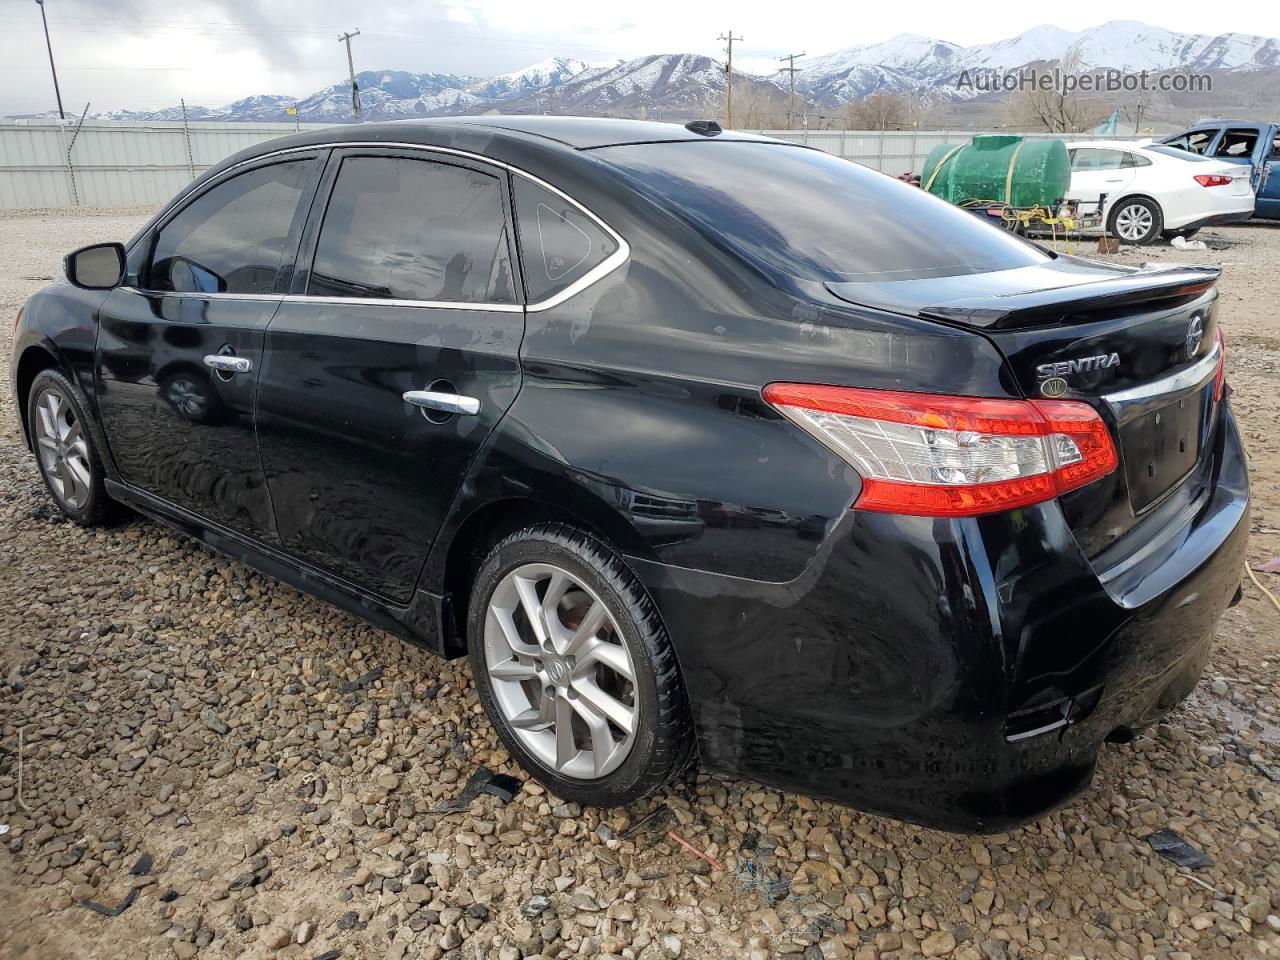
[489, 190, 1013, 582]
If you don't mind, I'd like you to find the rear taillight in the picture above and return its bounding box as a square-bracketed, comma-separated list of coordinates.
[1194, 174, 1233, 187]
[1213, 326, 1226, 403]
[762, 384, 1118, 517]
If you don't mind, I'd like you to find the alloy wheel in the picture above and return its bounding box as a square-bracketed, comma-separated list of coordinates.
[32, 385, 92, 510]
[482, 562, 638, 780]
[1114, 203, 1154, 242]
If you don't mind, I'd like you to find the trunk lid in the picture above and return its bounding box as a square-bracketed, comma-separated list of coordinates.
[826, 256, 1224, 559]
[1197, 158, 1256, 198]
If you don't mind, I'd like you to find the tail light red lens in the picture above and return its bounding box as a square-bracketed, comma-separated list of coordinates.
[762, 384, 1119, 517]
[1193, 174, 1233, 187]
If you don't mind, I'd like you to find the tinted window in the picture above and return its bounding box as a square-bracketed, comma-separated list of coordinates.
[310, 156, 513, 304]
[150, 160, 311, 294]
[513, 178, 619, 302]
[1214, 129, 1258, 158]
[598, 142, 1048, 283]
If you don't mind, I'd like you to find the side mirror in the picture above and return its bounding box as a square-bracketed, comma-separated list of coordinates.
[64, 242, 126, 290]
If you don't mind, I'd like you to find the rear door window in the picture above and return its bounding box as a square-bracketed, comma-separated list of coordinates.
[309, 155, 514, 304]
[1071, 149, 1129, 171]
[512, 178, 620, 303]
[1214, 129, 1259, 158]
[148, 160, 314, 294]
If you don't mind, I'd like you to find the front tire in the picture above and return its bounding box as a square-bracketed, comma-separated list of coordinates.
[467, 523, 693, 806]
[27, 368, 114, 526]
[1108, 197, 1163, 245]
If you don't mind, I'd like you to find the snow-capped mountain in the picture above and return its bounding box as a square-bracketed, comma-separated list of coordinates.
[466, 56, 591, 101]
[8, 21, 1278, 124]
[799, 36, 963, 102]
[797, 20, 1280, 103]
[291, 70, 481, 120]
[496, 53, 789, 119]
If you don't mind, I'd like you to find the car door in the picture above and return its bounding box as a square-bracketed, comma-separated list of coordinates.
[254, 147, 524, 602]
[1209, 126, 1262, 183]
[95, 152, 324, 538]
[1256, 128, 1280, 219]
[1067, 148, 1137, 216]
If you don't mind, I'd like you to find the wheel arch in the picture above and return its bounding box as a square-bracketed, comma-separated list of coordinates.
[1107, 193, 1165, 233]
[14, 343, 66, 449]
[431, 495, 657, 660]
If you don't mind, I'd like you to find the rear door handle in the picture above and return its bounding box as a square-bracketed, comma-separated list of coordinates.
[203, 354, 252, 374]
[403, 390, 481, 416]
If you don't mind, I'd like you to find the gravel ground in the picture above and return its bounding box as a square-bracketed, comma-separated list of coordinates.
[1, 209, 1278, 960]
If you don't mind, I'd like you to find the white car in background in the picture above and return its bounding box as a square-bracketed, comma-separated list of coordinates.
[1066, 140, 1255, 245]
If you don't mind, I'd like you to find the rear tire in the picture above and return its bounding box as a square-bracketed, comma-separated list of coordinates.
[467, 523, 694, 806]
[26, 368, 114, 526]
[1108, 197, 1163, 245]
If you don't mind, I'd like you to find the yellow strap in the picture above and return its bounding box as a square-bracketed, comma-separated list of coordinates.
[924, 144, 964, 194]
[1004, 141, 1026, 205]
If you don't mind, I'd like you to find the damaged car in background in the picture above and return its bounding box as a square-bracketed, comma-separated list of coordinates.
[12, 117, 1249, 831]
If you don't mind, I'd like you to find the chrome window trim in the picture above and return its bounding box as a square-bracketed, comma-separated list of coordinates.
[282, 294, 523, 313]
[132, 141, 630, 313]
[118, 287, 283, 303]
[1102, 342, 1221, 421]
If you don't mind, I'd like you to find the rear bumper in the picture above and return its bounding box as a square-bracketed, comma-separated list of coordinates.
[1171, 209, 1255, 231]
[630, 407, 1249, 832]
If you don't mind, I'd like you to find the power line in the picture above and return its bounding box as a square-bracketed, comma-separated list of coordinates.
[717, 30, 742, 129]
[338, 29, 361, 123]
[777, 52, 805, 128]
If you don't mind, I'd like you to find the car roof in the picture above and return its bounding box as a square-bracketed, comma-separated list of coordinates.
[428, 116, 779, 149]
[308, 116, 778, 151]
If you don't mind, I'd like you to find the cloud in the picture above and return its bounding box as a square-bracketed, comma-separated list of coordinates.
[4, 0, 1279, 115]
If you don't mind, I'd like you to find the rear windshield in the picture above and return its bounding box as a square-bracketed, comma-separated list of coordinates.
[595, 141, 1050, 283]
[1145, 144, 1214, 162]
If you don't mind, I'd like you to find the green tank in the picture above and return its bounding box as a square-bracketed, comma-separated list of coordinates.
[921, 135, 1071, 209]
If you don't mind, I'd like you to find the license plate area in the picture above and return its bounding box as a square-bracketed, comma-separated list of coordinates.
[1119, 386, 1207, 511]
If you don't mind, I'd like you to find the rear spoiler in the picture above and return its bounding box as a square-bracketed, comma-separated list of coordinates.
[914, 264, 1221, 330]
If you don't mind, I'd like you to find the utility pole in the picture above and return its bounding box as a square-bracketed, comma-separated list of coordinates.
[338, 29, 362, 122]
[34, 0, 65, 120]
[777, 52, 805, 129]
[717, 30, 742, 129]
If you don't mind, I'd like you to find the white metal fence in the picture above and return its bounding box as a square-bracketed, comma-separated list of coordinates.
[0, 120, 330, 210]
[758, 129, 1126, 177]
[0, 120, 1126, 210]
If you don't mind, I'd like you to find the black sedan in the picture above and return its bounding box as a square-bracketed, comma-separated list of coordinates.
[11, 117, 1248, 832]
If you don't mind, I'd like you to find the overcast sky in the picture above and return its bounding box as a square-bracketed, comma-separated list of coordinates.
[4, 0, 1279, 115]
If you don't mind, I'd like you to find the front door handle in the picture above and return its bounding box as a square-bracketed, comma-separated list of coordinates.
[403, 390, 480, 416]
[203, 354, 252, 374]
